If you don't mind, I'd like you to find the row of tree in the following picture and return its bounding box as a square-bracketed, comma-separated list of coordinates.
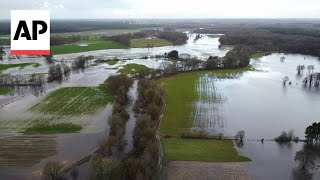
[47, 64, 70, 82]
[0, 74, 46, 86]
[217, 30, 320, 57]
[0, 46, 4, 61]
[91, 78, 164, 180]
[105, 29, 188, 46]
[91, 75, 133, 179]
[50, 35, 81, 46]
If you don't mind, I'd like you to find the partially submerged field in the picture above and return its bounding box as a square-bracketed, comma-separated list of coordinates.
[0, 63, 41, 72]
[30, 86, 113, 116]
[118, 63, 150, 75]
[158, 68, 252, 162]
[130, 38, 172, 48]
[0, 87, 13, 95]
[51, 40, 126, 54]
[0, 86, 113, 133]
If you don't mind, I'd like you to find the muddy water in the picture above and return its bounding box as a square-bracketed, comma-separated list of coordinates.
[194, 53, 320, 179]
[53, 33, 230, 61]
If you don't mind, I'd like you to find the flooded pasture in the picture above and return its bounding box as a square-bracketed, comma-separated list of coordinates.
[1, 32, 320, 179]
[193, 53, 320, 179]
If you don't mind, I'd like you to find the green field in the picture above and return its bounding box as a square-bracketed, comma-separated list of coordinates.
[130, 38, 172, 48]
[24, 123, 82, 134]
[0, 63, 41, 72]
[158, 67, 254, 136]
[51, 40, 127, 54]
[163, 138, 250, 162]
[0, 37, 10, 45]
[105, 60, 119, 65]
[250, 52, 273, 59]
[158, 68, 252, 162]
[0, 87, 13, 95]
[118, 63, 150, 75]
[30, 86, 113, 116]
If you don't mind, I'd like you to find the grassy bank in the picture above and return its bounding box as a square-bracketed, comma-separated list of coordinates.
[130, 38, 172, 48]
[250, 52, 273, 59]
[163, 138, 250, 162]
[0, 87, 13, 95]
[0, 63, 41, 72]
[51, 40, 127, 54]
[24, 123, 82, 134]
[29, 86, 113, 116]
[105, 60, 119, 65]
[118, 63, 150, 75]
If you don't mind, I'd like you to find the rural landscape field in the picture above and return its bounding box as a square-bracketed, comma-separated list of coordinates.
[1, 0, 320, 180]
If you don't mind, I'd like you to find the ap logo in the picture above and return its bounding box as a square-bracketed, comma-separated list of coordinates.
[11, 10, 50, 55]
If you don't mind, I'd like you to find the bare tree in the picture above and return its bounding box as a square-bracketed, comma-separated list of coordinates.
[42, 161, 62, 180]
[235, 130, 245, 141]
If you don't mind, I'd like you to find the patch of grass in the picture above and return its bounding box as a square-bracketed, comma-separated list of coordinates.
[0, 87, 13, 95]
[0, 63, 41, 72]
[0, 37, 10, 45]
[163, 138, 250, 162]
[105, 60, 118, 65]
[118, 63, 150, 75]
[250, 52, 273, 59]
[24, 123, 82, 134]
[30, 87, 114, 116]
[51, 40, 127, 55]
[130, 38, 172, 48]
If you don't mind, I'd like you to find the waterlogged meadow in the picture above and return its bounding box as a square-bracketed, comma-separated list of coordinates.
[159, 67, 254, 136]
[159, 67, 253, 163]
[30, 87, 113, 116]
[0, 86, 113, 133]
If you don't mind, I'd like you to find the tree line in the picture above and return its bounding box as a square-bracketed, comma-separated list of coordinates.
[91, 74, 133, 179]
[91, 78, 164, 180]
[105, 29, 188, 46]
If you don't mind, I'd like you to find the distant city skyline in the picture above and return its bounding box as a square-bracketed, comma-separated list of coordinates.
[1, 0, 320, 19]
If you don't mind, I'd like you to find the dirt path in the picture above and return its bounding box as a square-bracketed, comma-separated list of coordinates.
[164, 161, 253, 180]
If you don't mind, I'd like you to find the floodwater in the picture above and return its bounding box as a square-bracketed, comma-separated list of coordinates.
[194, 53, 320, 179]
[53, 33, 230, 61]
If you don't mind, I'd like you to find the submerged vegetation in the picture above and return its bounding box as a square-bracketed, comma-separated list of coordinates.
[0, 63, 41, 72]
[158, 66, 252, 162]
[117, 63, 150, 76]
[92, 78, 164, 180]
[250, 52, 273, 59]
[30, 86, 113, 116]
[106, 29, 188, 47]
[130, 38, 172, 48]
[0, 87, 13, 95]
[24, 123, 82, 134]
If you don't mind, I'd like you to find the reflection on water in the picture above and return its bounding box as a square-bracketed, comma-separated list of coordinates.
[193, 53, 320, 179]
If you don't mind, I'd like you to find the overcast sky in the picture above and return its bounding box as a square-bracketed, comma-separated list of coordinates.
[1, 0, 320, 19]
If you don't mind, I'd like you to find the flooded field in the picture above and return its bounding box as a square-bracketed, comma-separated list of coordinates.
[192, 53, 320, 179]
[2, 32, 320, 179]
[0, 33, 228, 178]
